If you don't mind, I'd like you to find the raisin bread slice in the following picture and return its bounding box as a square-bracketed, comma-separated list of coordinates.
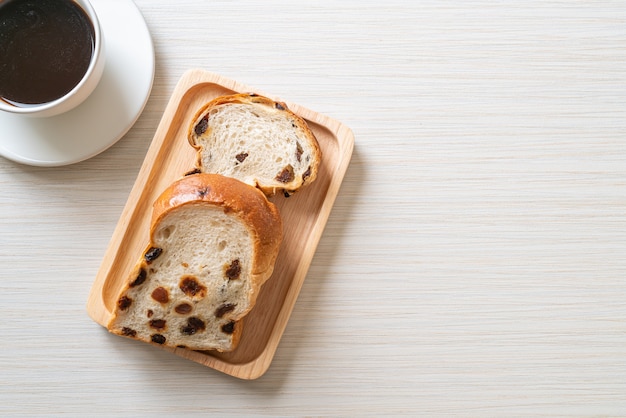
[107, 173, 283, 352]
[188, 93, 322, 197]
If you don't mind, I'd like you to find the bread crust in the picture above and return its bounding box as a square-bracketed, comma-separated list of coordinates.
[188, 93, 322, 196]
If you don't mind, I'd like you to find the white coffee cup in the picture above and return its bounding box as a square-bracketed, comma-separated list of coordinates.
[0, 0, 105, 118]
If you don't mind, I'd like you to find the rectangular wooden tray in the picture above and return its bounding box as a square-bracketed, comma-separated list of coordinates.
[86, 69, 354, 379]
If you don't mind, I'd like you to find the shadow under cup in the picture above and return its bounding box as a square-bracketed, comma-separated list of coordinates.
[0, 0, 105, 117]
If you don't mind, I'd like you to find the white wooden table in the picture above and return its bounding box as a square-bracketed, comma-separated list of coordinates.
[1, 0, 625, 415]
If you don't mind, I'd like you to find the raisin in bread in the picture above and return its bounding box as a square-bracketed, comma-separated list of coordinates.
[188, 93, 322, 197]
[107, 173, 283, 352]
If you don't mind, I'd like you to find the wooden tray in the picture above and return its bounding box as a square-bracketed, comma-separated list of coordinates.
[86, 69, 354, 379]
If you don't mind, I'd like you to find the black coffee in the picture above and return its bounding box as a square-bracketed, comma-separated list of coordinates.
[0, 0, 95, 106]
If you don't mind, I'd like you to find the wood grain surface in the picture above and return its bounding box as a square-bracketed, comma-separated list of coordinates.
[1, 0, 625, 415]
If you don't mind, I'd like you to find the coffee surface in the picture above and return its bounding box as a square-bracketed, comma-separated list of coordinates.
[0, 0, 95, 106]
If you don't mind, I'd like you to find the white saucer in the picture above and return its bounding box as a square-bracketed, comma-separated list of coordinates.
[0, 0, 155, 167]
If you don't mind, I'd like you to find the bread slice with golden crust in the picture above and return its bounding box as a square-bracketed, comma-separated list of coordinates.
[188, 93, 322, 197]
[107, 173, 283, 352]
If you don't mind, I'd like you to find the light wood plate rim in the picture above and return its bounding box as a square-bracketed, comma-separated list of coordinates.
[86, 69, 354, 379]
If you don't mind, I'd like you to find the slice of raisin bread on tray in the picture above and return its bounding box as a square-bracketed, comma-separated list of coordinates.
[188, 93, 322, 197]
[107, 173, 283, 352]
